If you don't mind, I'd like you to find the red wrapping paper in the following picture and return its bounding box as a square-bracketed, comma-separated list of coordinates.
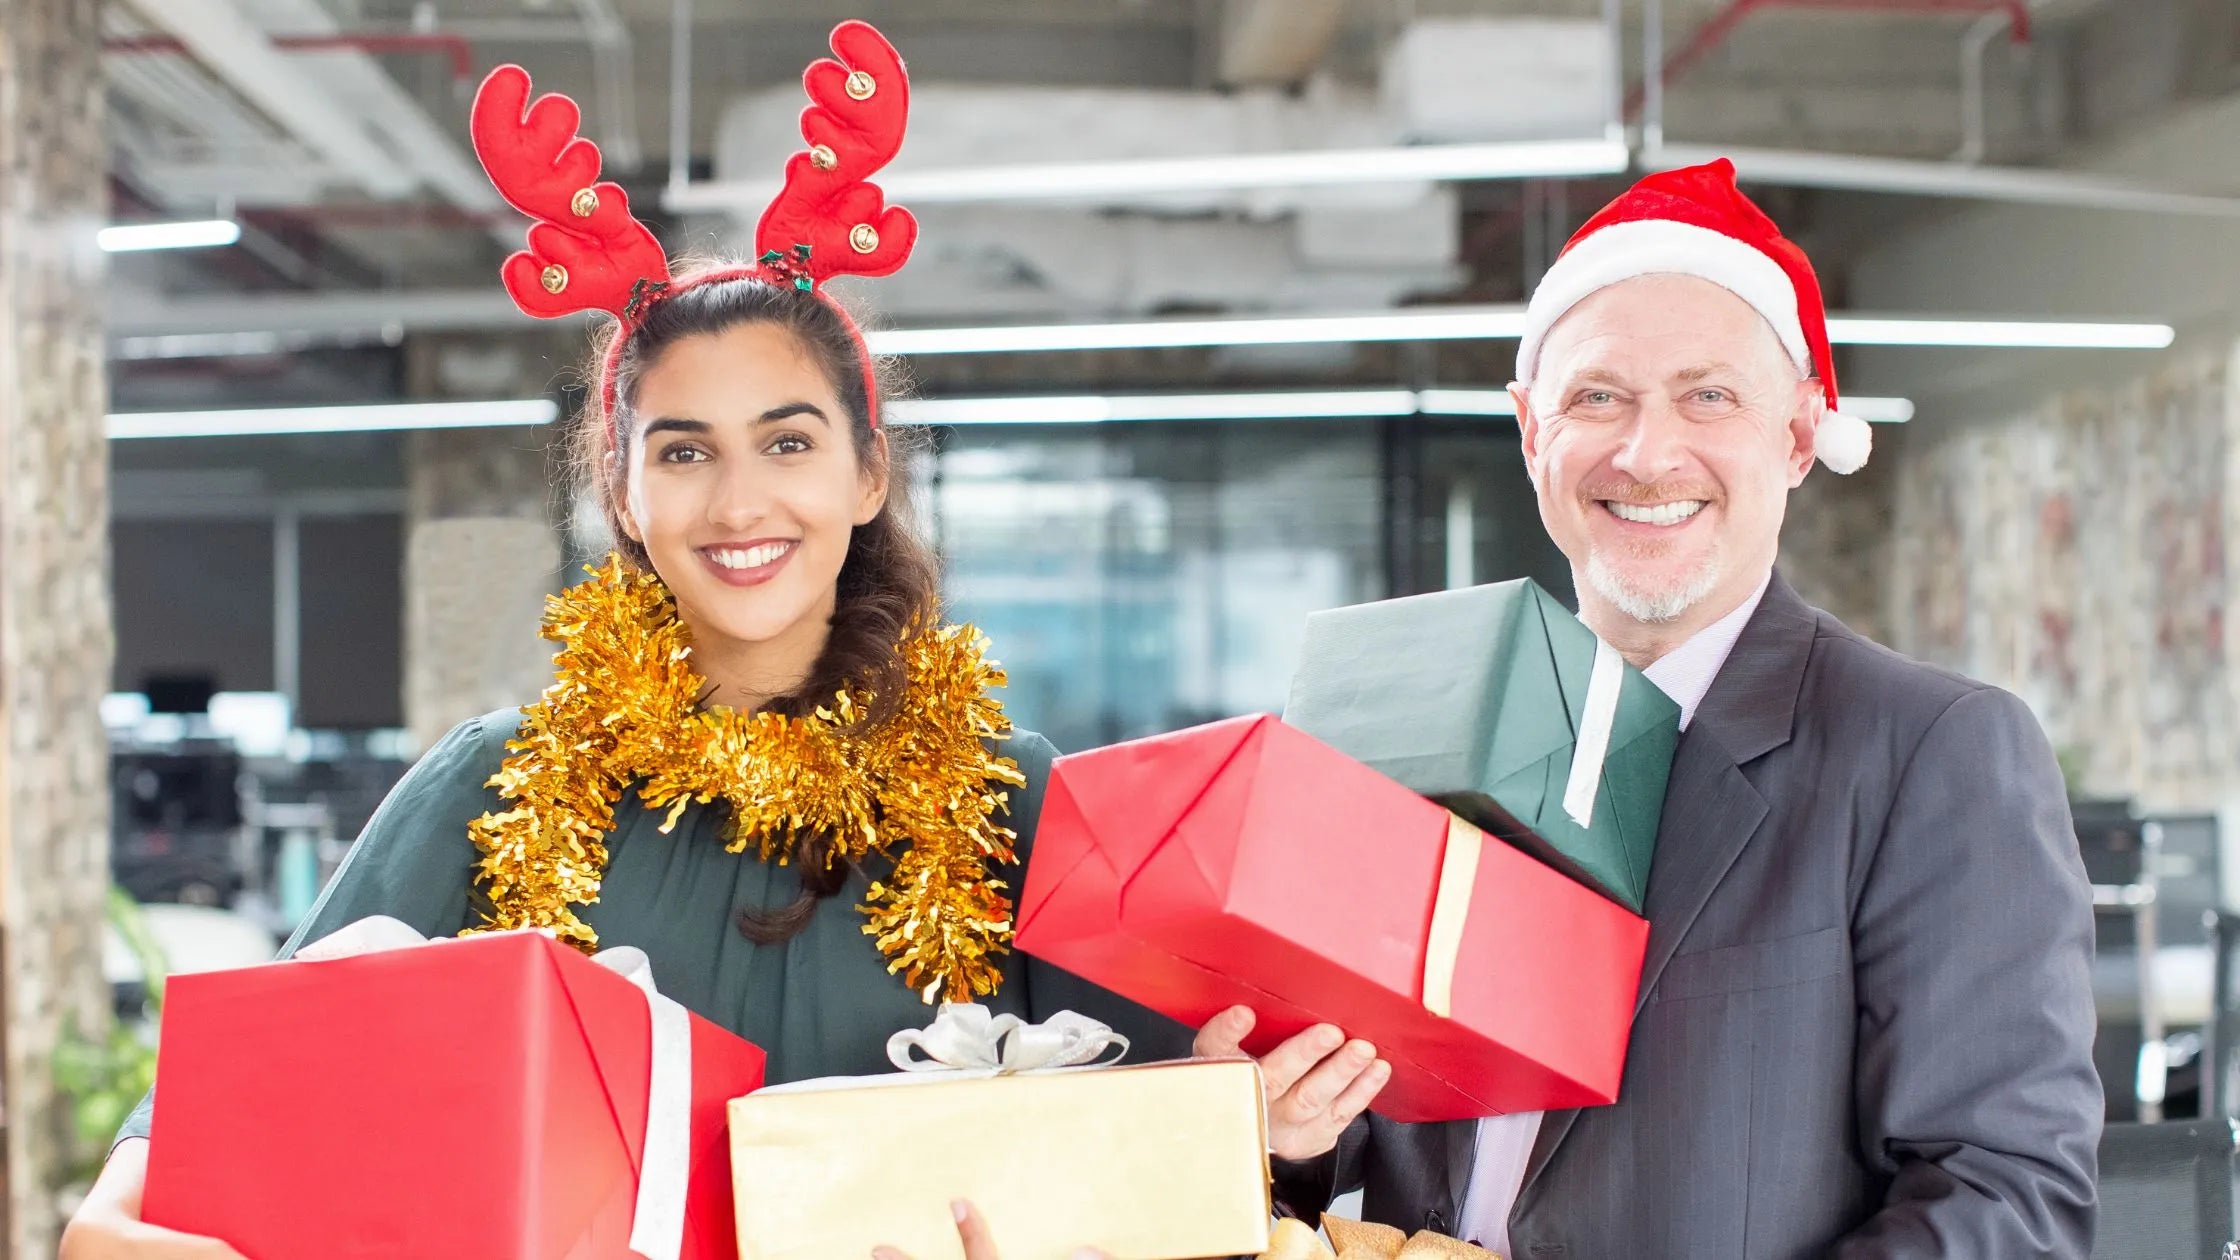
[143, 931, 767, 1259]
[1015, 714, 1649, 1122]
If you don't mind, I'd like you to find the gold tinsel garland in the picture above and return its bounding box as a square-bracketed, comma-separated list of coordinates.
[465, 555, 1026, 1001]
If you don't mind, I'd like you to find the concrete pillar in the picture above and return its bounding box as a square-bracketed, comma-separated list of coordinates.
[402, 424, 566, 752]
[0, 0, 113, 1250]
[401, 334, 572, 750]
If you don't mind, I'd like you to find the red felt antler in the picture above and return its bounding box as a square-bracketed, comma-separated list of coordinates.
[472, 64, 670, 320]
[755, 19, 918, 283]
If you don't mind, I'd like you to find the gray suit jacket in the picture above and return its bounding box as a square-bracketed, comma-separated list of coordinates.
[1274, 574, 2101, 1258]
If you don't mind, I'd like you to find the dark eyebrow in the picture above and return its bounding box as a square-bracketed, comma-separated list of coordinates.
[759, 401, 831, 426]
[641, 417, 711, 438]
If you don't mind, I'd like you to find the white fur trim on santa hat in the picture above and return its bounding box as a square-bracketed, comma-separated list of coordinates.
[1516, 218, 1809, 389]
[1813, 408, 1873, 475]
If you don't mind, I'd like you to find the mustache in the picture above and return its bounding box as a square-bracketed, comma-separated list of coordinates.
[1580, 481, 1718, 505]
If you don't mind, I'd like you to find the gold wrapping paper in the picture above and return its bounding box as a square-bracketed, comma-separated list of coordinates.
[729, 1060, 1272, 1260]
[1420, 816, 1485, 1017]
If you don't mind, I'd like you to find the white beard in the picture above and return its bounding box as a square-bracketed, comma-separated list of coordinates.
[1585, 549, 1723, 625]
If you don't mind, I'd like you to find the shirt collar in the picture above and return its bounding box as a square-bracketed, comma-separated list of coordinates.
[1640, 575, 1772, 730]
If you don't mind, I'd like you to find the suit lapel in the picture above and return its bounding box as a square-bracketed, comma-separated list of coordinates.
[1511, 575, 1814, 1213]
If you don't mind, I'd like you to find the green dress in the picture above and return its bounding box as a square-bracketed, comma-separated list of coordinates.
[119, 709, 1187, 1143]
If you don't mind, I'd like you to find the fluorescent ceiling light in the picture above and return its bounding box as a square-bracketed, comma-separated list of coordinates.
[892, 390, 1418, 426]
[1414, 389, 1519, 417]
[1840, 395, 1916, 423]
[107, 398, 559, 440]
[1825, 317, 2175, 350]
[867, 309, 1533, 356]
[666, 139, 1631, 213]
[870, 308, 2175, 356]
[895, 389, 1916, 426]
[99, 219, 242, 253]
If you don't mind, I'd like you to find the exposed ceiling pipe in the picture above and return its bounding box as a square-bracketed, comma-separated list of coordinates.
[106, 32, 475, 82]
[1626, 0, 2031, 121]
[668, 0, 695, 195]
[1651, 140, 2240, 216]
[1954, 2, 2033, 163]
[568, 0, 642, 171]
[117, 0, 419, 199]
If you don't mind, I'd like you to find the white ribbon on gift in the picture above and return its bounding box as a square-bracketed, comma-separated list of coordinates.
[1560, 637, 1628, 830]
[296, 916, 693, 1260]
[885, 1003, 1130, 1075]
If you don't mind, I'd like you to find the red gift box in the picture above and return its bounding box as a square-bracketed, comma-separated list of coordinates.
[1015, 714, 1649, 1123]
[143, 930, 768, 1260]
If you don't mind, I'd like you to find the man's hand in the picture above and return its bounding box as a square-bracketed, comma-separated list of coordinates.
[1194, 1006, 1390, 1162]
[871, 1199, 1107, 1260]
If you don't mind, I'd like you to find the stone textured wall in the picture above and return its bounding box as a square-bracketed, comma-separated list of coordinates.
[0, 0, 113, 1249]
[1878, 348, 2238, 810]
[403, 426, 566, 751]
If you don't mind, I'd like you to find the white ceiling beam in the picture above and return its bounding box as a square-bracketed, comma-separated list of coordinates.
[116, 0, 417, 200]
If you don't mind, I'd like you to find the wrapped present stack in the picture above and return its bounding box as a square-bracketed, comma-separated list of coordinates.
[728, 1005, 1272, 1260]
[1017, 579, 1678, 1123]
[142, 921, 767, 1260]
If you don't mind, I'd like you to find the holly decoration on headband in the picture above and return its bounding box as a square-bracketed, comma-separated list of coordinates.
[470, 20, 918, 432]
[760, 244, 819, 292]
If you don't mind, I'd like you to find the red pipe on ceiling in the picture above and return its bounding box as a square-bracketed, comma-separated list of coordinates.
[107, 32, 476, 83]
[1624, 0, 2031, 120]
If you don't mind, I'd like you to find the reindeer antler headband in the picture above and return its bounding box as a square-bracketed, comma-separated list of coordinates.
[471, 20, 917, 446]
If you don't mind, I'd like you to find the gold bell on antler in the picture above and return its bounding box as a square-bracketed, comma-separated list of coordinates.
[540, 263, 568, 295]
[570, 187, 600, 218]
[809, 144, 839, 171]
[844, 69, 876, 100]
[848, 223, 879, 254]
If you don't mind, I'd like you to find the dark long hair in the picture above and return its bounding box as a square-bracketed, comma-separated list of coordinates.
[569, 265, 941, 940]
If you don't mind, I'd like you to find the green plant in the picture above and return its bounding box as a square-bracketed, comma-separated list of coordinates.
[52, 887, 167, 1182]
[2053, 745, 2090, 799]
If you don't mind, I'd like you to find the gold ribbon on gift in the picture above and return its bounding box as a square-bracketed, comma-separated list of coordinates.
[1259, 1216, 1504, 1260]
[1420, 814, 1484, 1019]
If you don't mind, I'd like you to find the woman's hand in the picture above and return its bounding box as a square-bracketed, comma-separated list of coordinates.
[1194, 1006, 1390, 1162]
[871, 1199, 1106, 1260]
[58, 1139, 249, 1259]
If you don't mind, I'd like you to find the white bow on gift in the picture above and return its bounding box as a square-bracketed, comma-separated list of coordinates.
[885, 1003, 1130, 1075]
[296, 916, 693, 1260]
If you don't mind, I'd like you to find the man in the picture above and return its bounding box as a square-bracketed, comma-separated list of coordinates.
[1199, 159, 2101, 1257]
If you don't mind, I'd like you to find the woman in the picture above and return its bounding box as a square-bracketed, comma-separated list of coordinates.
[63, 23, 1382, 1260]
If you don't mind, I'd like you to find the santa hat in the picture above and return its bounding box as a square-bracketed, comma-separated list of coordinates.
[1513, 158, 1873, 475]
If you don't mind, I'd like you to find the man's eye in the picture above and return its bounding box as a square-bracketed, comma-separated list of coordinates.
[1579, 391, 1616, 406]
[1695, 389, 1730, 404]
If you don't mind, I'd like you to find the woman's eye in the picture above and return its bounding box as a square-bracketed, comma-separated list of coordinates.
[659, 444, 710, 464]
[766, 433, 812, 456]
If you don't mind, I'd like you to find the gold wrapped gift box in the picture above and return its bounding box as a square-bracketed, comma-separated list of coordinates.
[729, 1059, 1272, 1260]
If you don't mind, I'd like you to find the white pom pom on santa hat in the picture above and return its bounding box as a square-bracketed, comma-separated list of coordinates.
[1813, 408, 1873, 475]
[1514, 157, 1873, 475]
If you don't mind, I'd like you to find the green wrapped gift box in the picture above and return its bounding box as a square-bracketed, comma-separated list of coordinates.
[1283, 580, 1680, 913]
